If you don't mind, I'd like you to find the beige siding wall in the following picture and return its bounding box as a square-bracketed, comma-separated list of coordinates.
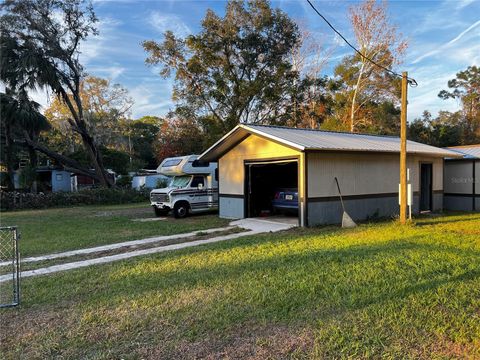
[218, 134, 300, 195]
[444, 161, 473, 194]
[307, 152, 443, 197]
[477, 161, 480, 195]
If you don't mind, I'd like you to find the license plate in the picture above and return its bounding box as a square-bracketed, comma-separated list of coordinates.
[285, 194, 293, 200]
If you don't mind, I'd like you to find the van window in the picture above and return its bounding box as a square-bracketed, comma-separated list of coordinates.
[163, 159, 181, 167]
[191, 176, 205, 188]
[192, 160, 210, 167]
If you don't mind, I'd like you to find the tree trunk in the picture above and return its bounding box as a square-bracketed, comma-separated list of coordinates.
[27, 132, 38, 193]
[4, 122, 16, 191]
[22, 131, 101, 181]
[78, 130, 113, 187]
[350, 60, 366, 132]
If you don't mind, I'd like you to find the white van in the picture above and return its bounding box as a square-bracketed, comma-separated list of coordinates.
[150, 155, 219, 218]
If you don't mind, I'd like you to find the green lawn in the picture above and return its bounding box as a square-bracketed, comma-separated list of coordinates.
[0, 203, 229, 257]
[1, 212, 479, 359]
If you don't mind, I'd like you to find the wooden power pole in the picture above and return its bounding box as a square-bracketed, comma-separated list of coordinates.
[400, 71, 408, 224]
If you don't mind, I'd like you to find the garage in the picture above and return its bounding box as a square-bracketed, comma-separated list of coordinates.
[245, 160, 298, 219]
[199, 124, 461, 226]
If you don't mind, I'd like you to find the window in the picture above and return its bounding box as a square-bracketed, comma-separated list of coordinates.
[191, 176, 205, 188]
[170, 176, 191, 188]
[163, 159, 182, 167]
[192, 160, 210, 167]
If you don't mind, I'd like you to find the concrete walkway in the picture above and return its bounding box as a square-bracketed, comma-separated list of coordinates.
[0, 226, 234, 267]
[0, 218, 295, 283]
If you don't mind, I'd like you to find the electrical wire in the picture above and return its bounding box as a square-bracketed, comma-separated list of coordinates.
[306, 0, 417, 87]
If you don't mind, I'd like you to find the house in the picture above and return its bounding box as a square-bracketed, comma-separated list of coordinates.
[132, 171, 169, 190]
[443, 145, 480, 211]
[13, 166, 116, 192]
[199, 124, 462, 226]
[13, 166, 77, 192]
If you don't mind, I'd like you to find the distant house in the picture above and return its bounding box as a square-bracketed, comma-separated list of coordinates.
[132, 173, 169, 190]
[14, 166, 115, 192]
[443, 145, 480, 211]
[199, 124, 462, 226]
[131, 169, 169, 190]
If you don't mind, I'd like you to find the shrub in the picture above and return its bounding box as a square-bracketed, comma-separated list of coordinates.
[0, 187, 149, 211]
[116, 175, 132, 188]
[155, 178, 168, 189]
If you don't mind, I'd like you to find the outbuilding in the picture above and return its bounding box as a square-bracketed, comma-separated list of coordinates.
[199, 124, 461, 226]
[443, 145, 480, 211]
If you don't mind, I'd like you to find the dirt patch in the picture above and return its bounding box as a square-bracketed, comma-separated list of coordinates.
[139, 324, 315, 359]
[428, 336, 480, 360]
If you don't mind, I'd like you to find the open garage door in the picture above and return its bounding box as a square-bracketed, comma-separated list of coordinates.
[245, 159, 298, 222]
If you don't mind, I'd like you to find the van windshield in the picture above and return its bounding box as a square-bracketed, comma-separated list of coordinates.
[170, 176, 191, 188]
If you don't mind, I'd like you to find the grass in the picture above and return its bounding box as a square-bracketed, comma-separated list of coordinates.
[1, 212, 479, 359]
[0, 203, 230, 257]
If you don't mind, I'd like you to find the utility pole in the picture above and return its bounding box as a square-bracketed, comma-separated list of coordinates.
[400, 71, 408, 224]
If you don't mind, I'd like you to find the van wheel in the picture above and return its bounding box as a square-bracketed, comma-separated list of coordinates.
[154, 207, 168, 217]
[173, 202, 189, 219]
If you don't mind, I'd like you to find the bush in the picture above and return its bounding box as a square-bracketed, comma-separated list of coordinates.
[0, 187, 150, 211]
[116, 175, 132, 188]
[155, 178, 168, 188]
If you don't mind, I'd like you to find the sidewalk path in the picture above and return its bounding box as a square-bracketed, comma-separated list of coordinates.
[0, 218, 295, 283]
[0, 226, 234, 267]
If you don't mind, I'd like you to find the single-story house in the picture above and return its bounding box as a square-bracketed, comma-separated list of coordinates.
[132, 173, 169, 190]
[13, 166, 116, 192]
[14, 166, 77, 192]
[443, 145, 480, 211]
[199, 124, 462, 226]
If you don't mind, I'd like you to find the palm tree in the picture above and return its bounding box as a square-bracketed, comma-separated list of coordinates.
[0, 89, 51, 191]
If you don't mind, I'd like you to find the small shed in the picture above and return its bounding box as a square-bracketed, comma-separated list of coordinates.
[443, 145, 480, 211]
[199, 124, 461, 226]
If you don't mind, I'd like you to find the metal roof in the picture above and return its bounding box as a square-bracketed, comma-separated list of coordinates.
[445, 144, 480, 159]
[199, 124, 462, 161]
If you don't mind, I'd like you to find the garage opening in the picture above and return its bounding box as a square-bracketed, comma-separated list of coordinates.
[245, 160, 298, 222]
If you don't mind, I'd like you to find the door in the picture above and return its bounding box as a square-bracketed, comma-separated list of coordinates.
[190, 175, 207, 211]
[420, 163, 432, 211]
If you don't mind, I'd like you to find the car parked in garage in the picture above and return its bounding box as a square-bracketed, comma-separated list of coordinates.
[272, 188, 298, 214]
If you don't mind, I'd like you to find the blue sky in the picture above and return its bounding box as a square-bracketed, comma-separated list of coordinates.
[31, 0, 480, 121]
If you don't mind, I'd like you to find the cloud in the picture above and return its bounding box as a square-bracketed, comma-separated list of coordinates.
[129, 80, 174, 118]
[79, 17, 122, 64]
[87, 66, 126, 80]
[148, 12, 191, 38]
[411, 19, 480, 64]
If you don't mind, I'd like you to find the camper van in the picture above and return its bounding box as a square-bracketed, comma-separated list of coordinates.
[150, 155, 218, 218]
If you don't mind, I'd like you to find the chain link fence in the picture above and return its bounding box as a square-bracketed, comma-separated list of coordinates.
[0, 226, 20, 308]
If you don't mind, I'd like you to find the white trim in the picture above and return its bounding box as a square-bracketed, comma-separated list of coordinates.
[242, 124, 305, 151]
[198, 125, 245, 160]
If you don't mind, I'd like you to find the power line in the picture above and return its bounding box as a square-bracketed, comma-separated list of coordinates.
[305, 0, 417, 87]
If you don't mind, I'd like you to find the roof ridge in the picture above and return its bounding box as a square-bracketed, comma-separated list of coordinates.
[245, 123, 400, 139]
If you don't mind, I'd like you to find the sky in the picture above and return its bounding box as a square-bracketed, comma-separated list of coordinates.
[29, 0, 480, 122]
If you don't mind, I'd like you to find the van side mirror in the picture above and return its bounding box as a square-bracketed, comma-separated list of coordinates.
[197, 183, 203, 190]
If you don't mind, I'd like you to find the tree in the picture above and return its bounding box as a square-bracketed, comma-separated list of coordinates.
[408, 110, 463, 147]
[123, 116, 163, 169]
[44, 76, 134, 151]
[339, 0, 407, 132]
[289, 21, 336, 128]
[0, 89, 51, 191]
[438, 65, 480, 143]
[143, 0, 300, 141]
[0, 0, 112, 186]
[154, 118, 204, 162]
